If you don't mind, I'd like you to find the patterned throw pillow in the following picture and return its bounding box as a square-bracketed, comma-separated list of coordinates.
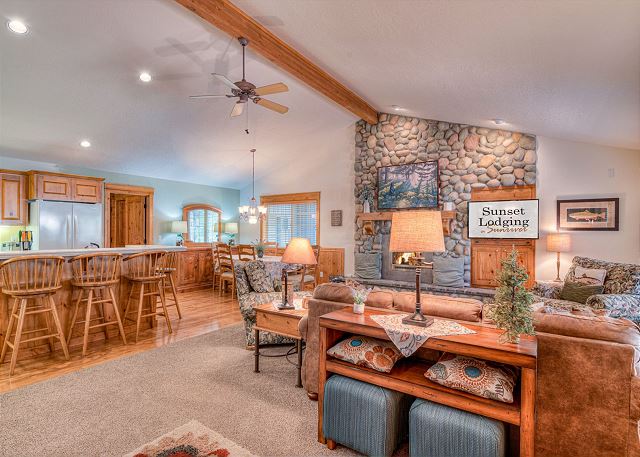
[424, 353, 518, 403]
[560, 281, 604, 304]
[572, 266, 607, 285]
[233, 262, 251, 296]
[327, 335, 402, 373]
[244, 261, 274, 293]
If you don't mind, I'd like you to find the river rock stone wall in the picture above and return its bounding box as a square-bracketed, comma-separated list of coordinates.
[354, 113, 537, 285]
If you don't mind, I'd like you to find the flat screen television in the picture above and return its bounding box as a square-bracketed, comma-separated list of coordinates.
[468, 199, 539, 239]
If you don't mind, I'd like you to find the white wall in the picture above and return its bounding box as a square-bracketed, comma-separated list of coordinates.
[238, 123, 356, 275]
[536, 136, 640, 280]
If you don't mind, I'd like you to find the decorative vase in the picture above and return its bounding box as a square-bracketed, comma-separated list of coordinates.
[257, 250, 264, 258]
[363, 200, 370, 213]
[353, 302, 365, 314]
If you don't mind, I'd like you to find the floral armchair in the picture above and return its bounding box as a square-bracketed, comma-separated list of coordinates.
[532, 256, 640, 323]
[234, 260, 297, 347]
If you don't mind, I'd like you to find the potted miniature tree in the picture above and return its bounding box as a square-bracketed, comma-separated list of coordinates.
[492, 248, 535, 344]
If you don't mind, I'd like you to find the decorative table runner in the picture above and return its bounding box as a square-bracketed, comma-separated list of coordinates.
[370, 314, 476, 357]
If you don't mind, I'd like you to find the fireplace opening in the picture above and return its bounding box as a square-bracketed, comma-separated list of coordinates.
[392, 252, 423, 270]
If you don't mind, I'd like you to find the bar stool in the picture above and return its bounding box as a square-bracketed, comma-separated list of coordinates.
[0, 256, 70, 376]
[157, 250, 182, 319]
[67, 253, 127, 356]
[123, 251, 172, 342]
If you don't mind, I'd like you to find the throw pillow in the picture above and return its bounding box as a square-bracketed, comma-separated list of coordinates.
[432, 255, 465, 288]
[234, 262, 251, 296]
[327, 335, 402, 373]
[244, 260, 275, 293]
[560, 281, 604, 304]
[572, 266, 607, 286]
[354, 253, 382, 280]
[424, 353, 518, 403]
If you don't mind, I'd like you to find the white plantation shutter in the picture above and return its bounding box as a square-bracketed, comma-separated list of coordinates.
[188, 209, 220, 243]
[264, 201, 317, 246]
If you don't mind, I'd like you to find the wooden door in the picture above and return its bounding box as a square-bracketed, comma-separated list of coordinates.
[109, 194, 147, 247]
[72, 178, 103, 203]
[0, 173, 26, 225]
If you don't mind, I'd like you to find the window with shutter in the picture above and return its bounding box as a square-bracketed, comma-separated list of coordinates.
[260, 192, 320, 247]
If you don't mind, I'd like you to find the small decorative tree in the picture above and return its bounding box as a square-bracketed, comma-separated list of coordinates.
[492, 248, 535, 344]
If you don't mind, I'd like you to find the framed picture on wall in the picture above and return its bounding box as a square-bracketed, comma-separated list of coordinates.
[377, 161, 439, 210]
[557, 198, 619, 231]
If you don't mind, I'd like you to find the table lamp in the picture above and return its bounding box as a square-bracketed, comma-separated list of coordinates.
[277, 237, 317, 310]
[546, 232, 571, 281]
[171, 221, 188, 246]
[389, 211, 445, 327]
[225, 222, 239, 245]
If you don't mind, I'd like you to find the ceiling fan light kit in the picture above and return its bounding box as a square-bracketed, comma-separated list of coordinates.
[189, 37, 289, 116]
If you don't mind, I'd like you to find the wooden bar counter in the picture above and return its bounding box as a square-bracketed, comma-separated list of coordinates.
[0, 245, 186, 361]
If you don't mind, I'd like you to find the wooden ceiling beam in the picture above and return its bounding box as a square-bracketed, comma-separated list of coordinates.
[174, 0, 379, 124]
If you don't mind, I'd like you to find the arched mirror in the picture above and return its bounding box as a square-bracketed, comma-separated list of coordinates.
[182, 204, 222, 245]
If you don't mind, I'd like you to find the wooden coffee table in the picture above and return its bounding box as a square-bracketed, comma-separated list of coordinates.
[253, 301, 309, 387]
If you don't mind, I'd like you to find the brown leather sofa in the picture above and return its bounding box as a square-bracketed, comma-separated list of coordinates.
[299, 283, 640, 456]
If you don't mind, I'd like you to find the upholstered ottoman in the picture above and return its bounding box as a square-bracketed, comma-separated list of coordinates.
[323, 375, 412, 457]
[409, 399, 506, 457]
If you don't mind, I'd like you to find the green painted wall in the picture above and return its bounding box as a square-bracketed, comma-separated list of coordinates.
[0, 156, 240, 246]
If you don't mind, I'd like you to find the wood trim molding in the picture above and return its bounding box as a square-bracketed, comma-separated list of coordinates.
[182, 203, 223, 246]
[260, 191, 321, 245]
[174, 0, 378, 124]
[26, 170, 104, 182]
[104, 183, 154, 247]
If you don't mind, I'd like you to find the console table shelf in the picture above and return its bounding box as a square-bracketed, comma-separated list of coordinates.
[326, 357, 521, 425]
[356, 210, 457, 236]
[318, 308, 537, 457]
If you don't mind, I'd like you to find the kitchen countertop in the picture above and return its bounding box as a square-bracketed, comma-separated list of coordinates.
[0, 245, 187, 260]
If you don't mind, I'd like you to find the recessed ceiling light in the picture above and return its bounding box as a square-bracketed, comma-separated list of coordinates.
[391, 105, 403, 111]
[7, 19, 28, 34]
[80, 140, 91, 148]
[139, 72, 152, 83]
[492, 118, 506, 125]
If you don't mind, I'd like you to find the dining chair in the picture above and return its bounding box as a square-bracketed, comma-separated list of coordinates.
[262, 241, 279, 256]
[216, 244, 236, 298]
[237, 244, 256, 261]
[212, 242, 224, 290]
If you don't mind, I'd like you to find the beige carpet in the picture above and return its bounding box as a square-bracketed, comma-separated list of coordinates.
[0, 324, 357, 457]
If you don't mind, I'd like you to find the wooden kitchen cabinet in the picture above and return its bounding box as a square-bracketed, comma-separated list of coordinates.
[177, 247, 214, 292]
[72, 178, 103, 203]
[471, 239, 535, 289]
[0, 172, 27, 225]
[28, 171, 104, 203]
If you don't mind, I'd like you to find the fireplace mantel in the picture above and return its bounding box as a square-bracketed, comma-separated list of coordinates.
[356, 210, 456, 236]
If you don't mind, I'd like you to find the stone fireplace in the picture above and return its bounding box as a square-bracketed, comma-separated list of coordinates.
[354, 113, 537, 286]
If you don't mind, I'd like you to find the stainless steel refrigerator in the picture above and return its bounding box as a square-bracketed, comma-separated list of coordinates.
[28, 201, 103, 250]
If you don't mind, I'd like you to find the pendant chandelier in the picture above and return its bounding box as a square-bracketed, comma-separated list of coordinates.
[239, 148, 267, 224]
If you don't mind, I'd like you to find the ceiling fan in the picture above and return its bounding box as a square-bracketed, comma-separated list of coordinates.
[189, 37, 289, 117]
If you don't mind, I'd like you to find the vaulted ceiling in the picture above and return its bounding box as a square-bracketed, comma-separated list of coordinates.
[1, 0, 638, 190]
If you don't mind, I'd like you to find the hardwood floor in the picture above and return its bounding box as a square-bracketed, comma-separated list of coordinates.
[0, 288, 241, 394]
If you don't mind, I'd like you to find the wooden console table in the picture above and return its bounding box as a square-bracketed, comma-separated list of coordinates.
[318, 308, 537, 457]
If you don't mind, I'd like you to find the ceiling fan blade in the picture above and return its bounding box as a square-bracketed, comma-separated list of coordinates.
[255, 98, 289, 114]
[213, 73, 240, 90]
[230, 102, 245, 117]
[254, 82, 289, 96]
[189, 94, 229, 99]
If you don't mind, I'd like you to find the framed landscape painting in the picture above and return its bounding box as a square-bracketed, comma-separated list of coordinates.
[377, 161, 438, 210]
[557, 198, 619, 231]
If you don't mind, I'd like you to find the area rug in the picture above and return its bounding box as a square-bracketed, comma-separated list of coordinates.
[0, 324, 356, 456]
[125, 420, 256, 457]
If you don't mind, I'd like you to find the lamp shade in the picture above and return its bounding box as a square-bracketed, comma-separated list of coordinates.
[171, 221, 188, 234]
[225, 222, 239, 234]
[281, 238, 317, 265]
[389, 211, 445, 253]
[546, 233, 571, 252]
